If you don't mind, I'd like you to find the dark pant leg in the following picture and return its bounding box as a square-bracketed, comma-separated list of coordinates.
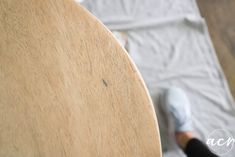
[184, 138, 219, 157]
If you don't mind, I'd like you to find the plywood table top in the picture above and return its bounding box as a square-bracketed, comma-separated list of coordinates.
[0, 0, 162, 156]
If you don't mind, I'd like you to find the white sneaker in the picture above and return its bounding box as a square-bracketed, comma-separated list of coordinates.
[161, 87, 193, 132]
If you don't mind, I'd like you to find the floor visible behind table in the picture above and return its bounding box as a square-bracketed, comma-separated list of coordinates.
[197, 0, 235, 99]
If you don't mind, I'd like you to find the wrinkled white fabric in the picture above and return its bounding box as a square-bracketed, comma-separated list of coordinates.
[80, 1, 235, 156]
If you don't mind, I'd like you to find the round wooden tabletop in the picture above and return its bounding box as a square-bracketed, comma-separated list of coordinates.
[0, 0, 162, 156]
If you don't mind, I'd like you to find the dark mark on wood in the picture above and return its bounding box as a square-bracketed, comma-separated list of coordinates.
[102, 79, 108, 87]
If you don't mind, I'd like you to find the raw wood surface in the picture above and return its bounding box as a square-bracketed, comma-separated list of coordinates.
[0, 0, 162, 156]
[197, 0, 235, 99]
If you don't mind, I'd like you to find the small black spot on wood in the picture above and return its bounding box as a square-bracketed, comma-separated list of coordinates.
[102, 79, 108, 87]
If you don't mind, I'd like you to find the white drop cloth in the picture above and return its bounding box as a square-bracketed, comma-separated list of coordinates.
[80, 0, 235, 156]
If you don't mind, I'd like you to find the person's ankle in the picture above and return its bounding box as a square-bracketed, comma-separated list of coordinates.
[175, 131, 196, 149]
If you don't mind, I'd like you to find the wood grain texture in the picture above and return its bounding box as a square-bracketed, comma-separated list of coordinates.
[0, 0, 162, 156]
[197, 0, 235, 99]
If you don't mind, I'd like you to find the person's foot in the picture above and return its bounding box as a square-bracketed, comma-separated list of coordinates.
[161, 87, 196, 148]
[161, 87, 193, 132]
